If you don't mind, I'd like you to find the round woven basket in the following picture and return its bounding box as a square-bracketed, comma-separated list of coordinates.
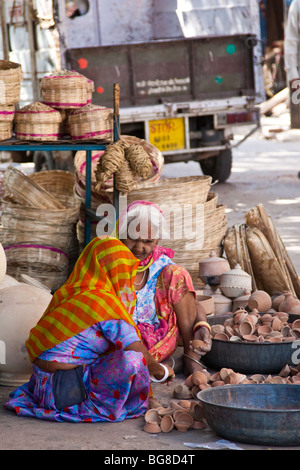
[0, 105, 15, 122]
[4, 243, 69, 291]
[0, 121, 13, 141]
[126, 175, 212, 206]
[41, 70, 93, 109]
[120, 135, 164, 185]
[0, 60, 22, 105]
[29, 170, 79, 210]
[15, 102, 62, 141]
[69, 104, 113, 141]
[3, 167, 65, 210]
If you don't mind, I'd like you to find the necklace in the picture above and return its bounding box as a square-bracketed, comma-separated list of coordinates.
[134, 270, 146, 286]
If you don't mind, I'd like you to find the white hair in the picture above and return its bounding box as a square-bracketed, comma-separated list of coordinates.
[119, 204, 169, 240]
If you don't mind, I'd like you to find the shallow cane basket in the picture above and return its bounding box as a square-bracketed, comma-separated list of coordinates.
[41, 70, 93, 109]
[0, 60, 22, 105]
[3, 167, 65, 210]
[14, 102, 62, 141]
[69, 104, 113, 141]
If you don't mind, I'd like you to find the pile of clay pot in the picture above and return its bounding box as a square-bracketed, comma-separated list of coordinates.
[211, 289, 300, 343]
[143, 396, 206, 434]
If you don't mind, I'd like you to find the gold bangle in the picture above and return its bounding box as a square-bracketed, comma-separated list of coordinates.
[193, 321, 211, 334]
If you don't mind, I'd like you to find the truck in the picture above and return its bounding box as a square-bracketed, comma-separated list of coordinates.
[0, 0, 265, 182]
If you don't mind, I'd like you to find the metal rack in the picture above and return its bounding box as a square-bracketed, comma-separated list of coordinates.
[0, 83, 121, 247]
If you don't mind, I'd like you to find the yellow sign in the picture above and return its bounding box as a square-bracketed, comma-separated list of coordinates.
[148, 118, 185, 152]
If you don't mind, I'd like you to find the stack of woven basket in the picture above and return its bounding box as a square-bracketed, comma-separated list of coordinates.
[0, 167, 80, 291]
[40, 70, 113, 141]
[0, 60, 23, 141]
[126, 175, 227, 286]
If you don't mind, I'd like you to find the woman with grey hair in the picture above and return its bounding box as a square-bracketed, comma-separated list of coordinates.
[119, 200, 212, 377]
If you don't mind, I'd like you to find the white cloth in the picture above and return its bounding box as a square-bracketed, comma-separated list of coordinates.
[285, 0, 300, 83]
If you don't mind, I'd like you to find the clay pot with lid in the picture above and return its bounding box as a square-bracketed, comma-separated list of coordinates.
[198, 251, 230, 286]
[219, 264, 252, 299]
[211, 288, 232, 315]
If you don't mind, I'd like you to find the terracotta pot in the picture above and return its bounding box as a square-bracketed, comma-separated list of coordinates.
[239, 320, 255, 336]
[248, 290, 272, 312]
[272, 292, 288, 311]
[219, 264, 252, 299]
[198, 251, 230, 286]
[160, 414, 174, 433]
[232, 289, 251, 311]
[0, 284, 53, 386]
[195, 294, 214, 316]
[211, 288, 232, 315]
[279, 292, 300, 313]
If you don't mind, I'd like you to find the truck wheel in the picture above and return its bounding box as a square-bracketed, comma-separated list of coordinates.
[33, 151, 55, 172]
[199, 148, 232, 183]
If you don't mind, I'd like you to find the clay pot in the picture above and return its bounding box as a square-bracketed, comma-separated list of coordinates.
[174, 411, 194, 430]
[272, 292, 287, 311]
[260, 313, 273, 324]
[272, 316, 283, 332]
[157, 407, 174, 417]
[192, 371, 208, 386]
[279, 292, 300, 313]
[203, 284, 216, 296]
[190, 403, 204, 421]
[257, 324, 272, 337]
[145, 409, 161, 424]
[239, 320, 255, 336]
[214, 332, 229, 341]
[248, 290, 272, 312]
[229, 335, 242, 342]
[0, 284, 53, 386]
[292, 319, 300, 331]
[195, 295, 214, 316]
[191, 339, 206, 351]
[198, 251, 230, 286]
[143, 421, 161, 433]
[211, 288, 232, 315]
[211, 324, 225, 335]
[192, 420, 206, 430]
[219, 264, 252, 299]
[232, 289, 251, 311]
[289, 304, 300, 315]
[233, 308, 248, 324]
[160, 414, 174, 433]
[173, 384, 191, 399]
[242, 334, 258, 342]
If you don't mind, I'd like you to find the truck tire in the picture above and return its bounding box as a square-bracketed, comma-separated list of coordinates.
[199, 148, 232, 183]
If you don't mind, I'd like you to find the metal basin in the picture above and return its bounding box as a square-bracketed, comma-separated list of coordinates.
[203, 313, 298, 374]
[198, 384, 300, 446]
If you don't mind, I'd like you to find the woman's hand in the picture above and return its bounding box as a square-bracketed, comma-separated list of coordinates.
[190, 326, 212, 356]
[150, 363, 175, 385]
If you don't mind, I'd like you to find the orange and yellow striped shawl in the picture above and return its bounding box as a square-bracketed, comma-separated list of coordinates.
[26, 237, 141, 363]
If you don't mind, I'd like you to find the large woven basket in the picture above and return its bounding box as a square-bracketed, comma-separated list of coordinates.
[0, 121, 13, 141]
[4, 243, 69, 291]
[0, 60, 22, 105]
[126, 175, 212, 206]
[14, 102, 62, 141]
[69, 104, 113, 141]
[41, 70, 93, 109]
[0, 105, 15, 122]
[3, 167, 65, 209]
[29, 170, 79, 210]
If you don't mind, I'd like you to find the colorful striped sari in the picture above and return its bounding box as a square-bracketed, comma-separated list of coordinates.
[26, 236, 141, 362]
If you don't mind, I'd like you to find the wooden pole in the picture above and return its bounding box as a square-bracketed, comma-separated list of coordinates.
[0, 0, 9, 60]
[113, 82, 120, 229]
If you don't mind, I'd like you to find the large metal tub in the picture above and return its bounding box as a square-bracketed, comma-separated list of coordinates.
[198, 384, 300, 446]
[203, 313, 299, 374]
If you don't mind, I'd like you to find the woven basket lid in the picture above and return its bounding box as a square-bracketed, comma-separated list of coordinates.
[0, 60, 22, 81]
[68, 104, 113, 123]
[41, 69, 92, 89]
[15, 102, 62, 123]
